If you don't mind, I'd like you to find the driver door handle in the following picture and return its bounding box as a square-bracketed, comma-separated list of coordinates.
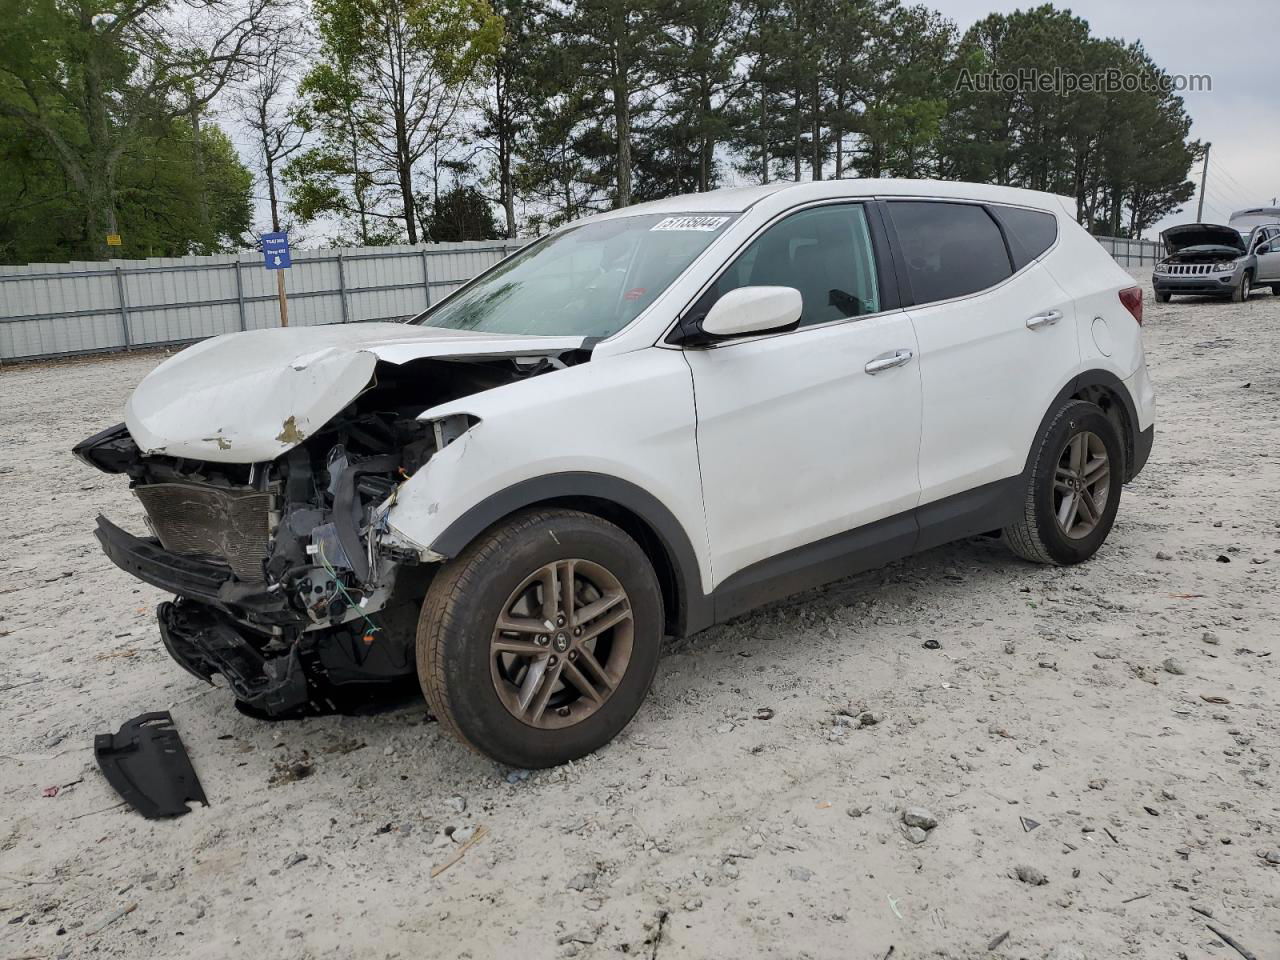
[1026, 309, 1063, 330]
[864, 348, 914, 374]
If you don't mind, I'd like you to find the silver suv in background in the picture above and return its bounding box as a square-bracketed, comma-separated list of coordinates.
[1152, 221, 1280, 303]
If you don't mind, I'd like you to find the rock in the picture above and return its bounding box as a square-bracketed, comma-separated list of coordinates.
[903, 826, 928, 844]
[1045, 946, 1087, 960]
[716, 723, 733, 734]
[506, 769, 531, 784]
[788, 866, 813, 882]
[1013, 864, 1048, 885]
[747, 833, 765, 848]
[1162, 658, 1186, 675]
[1262, 849, 1280, 865]
[683, 898, 702, 911]
[453, 825, 478, 844]
[1003, 641, 1016, 654]
[1202, 631, 1220, 645]
[902, 807, 938, 831]
[858, 711, 881, 728]
[566, 872, 597, 892]
[1160, 788, 1177, 801]
[445, 796, 467, 814]
[720, 861, 740, 879]
[1088, 778, 1107, 791]
[398, 823, 413, 836]
[846, 806, 864, 818]
[284, 852, 307, 868]
[1156, 550, 1173, 560]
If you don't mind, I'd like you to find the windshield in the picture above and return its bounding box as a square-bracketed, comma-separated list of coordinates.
[410, 213, 737, 338]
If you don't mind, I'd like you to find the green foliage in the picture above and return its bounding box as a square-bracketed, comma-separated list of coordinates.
[420, 184, 501, 240]
[286, 0, 502, 243]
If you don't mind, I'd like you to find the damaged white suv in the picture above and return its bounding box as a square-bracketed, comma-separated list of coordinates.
[77, 180, 1155, 768]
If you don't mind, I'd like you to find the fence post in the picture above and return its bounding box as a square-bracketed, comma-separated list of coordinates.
[233, 259, 247, 331]
[421, 248, 432, 308]
[336, 253, 350, 323]
[113, 266, 132, 348]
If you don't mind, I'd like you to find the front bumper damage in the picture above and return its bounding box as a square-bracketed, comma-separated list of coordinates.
[96, 517, 419, 715]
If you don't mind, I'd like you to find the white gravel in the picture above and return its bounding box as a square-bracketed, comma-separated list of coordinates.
[2, 277, 1278, 959]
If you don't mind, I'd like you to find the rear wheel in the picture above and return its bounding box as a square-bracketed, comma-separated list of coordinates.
[417, 509, 663, 768]
[1004, 400, 1124, 565]
[1231, 271, 1252, 302]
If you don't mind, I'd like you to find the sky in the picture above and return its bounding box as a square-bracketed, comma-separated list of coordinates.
[928, 0, 1280, 236]
[228, 0, 1279, 243]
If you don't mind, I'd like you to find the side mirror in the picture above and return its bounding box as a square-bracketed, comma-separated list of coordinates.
[677, 286, 802, 347]
[1259, 244, 1272, 255]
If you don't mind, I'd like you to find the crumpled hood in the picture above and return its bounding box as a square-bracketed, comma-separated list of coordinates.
[1160, 223, 1245, 256]
[125, 323, 586, 463]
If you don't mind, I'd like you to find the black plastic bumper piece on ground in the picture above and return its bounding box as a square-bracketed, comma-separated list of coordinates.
[158, 601, 311, 716]
[94, 712, 208, 819]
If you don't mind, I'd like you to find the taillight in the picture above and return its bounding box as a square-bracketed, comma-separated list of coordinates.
[1118, 286, 1143, 325]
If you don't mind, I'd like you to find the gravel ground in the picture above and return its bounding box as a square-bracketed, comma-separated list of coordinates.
[2, 276, 1278, 960]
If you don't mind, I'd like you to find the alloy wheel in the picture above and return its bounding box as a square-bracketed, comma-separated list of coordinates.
[489, 559, 634, 729]
[1053, 431, 1110, 539]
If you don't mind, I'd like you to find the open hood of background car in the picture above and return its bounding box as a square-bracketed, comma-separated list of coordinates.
[124, 323, 587, 464]
[1160, 223, 1246, 256]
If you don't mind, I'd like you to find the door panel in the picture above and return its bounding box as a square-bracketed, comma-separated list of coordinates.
[687, 311, 922, 587]
[908, 263, 1078, 504]
[1256, 230, 1280, 282]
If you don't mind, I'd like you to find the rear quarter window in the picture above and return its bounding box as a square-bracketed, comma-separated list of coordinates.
[991, 205, 1059, 270]
[886, 201, 1013, 305]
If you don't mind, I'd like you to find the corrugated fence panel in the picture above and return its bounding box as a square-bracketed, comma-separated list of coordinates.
[0, 241, 522, 362]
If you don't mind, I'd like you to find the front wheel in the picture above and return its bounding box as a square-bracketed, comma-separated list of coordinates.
[1153, 289, 1171, 303]
[1231, 272, 1252, 303]
[417, 508, 663, 768]
[1003, 400, 1124, 565]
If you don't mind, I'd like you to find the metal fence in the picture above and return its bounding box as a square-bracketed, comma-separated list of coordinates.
[1096, 235, 1162, 267]
[1, 233, 1158, 363]
[0, 240, 523, 362]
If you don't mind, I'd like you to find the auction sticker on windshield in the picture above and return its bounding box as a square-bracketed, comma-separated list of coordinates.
[651, 216, 731, 232]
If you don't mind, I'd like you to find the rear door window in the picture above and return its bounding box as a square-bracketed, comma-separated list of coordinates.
[886, 201, 1013, 305]
[990, 205, 1059, 270]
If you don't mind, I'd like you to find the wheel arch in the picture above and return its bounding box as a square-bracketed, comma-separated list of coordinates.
[1029, 370, 1140, 481]
[428, 472, 713, 638]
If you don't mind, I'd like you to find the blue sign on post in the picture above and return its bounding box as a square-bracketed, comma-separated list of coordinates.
[262, 231, 291, 270]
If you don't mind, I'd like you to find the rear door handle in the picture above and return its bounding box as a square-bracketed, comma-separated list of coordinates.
[864, 348, 914, 374]
[1026, 309, 1063, 330]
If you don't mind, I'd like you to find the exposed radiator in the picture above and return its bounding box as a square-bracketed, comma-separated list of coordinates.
[134, 482, 271, 581]
[1167, 264, 1213, 275]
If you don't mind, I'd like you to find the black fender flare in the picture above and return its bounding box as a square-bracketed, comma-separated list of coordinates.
[429, 472, 713, 636]
[1026, 369, 1142, 480]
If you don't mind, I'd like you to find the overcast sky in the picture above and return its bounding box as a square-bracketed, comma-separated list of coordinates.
[930, 0, 1278, 235]
[233, 0, 1277, 242]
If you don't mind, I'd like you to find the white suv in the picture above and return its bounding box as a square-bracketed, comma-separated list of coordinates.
[76, 179, 1155, 767]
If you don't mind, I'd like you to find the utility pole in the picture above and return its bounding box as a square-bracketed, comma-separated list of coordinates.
[1196, 142, 1211, 222]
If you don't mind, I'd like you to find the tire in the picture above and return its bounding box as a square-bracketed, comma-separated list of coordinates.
[1231, 271, 1252, 303]
[417, 508, 663, 768]
[1154, 290, 1171, 303]
[1271, 285, 1280, 296]
[1003, 400, 1124, 565]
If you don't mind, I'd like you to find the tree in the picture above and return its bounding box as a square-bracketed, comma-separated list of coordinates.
[420, 183, 500, 240]
[0, 0, 267, 258]
[230, 6, 310, 232]
[288, 0, 501, 243]
[473, 0, 542, 237]
[0, 112, 252, 262]
[547, 0, 674, 208]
